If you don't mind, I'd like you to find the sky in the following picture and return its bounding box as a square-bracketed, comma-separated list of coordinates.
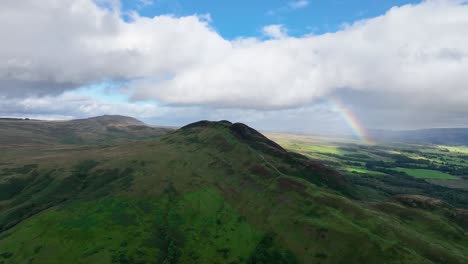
[1, 0, 468, 138]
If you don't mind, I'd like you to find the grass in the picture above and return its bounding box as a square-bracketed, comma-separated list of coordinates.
[439, 145, 468, 154]
[289, 144, 341, 155]
[1, 121, 468, 263]
[344, 167, 386, 176]
[269, 133, 468, 180]
[0, 189, 264, 264]
[394, 168, 458, 180]
[266, 134, 342, 155]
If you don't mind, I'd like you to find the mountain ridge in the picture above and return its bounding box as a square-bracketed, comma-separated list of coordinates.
[0, 115, 172, 145]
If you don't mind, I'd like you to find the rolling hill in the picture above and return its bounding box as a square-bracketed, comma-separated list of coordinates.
[0, 115, 173, 145]
[0, 119, 467, 263]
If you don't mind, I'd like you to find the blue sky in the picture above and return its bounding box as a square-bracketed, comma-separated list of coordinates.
[122, 0, 422, 38]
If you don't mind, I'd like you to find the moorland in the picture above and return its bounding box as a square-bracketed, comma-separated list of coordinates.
[0, 116, 467, 264]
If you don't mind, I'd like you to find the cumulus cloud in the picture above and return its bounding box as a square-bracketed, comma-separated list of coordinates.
[0, 0, 229, 97]
[1, 0, 468, 130]
[0, 91, 165, 120]
[132, 0, 468, 111]
[262, 24, 288, 39]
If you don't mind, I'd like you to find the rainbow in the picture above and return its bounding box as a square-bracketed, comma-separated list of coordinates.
[328, 98, 373, 144]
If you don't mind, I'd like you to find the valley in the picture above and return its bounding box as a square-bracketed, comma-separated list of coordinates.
[268, 133, 468, 207]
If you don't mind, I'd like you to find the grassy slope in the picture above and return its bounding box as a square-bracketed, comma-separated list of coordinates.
[0, 122, 468, 263]
[428, 179, 468, 191]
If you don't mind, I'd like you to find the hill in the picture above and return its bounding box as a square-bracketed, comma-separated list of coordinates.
[370, 128, 468, 145]
[0, 115, 172, 145]
[0, 120, 467, 263]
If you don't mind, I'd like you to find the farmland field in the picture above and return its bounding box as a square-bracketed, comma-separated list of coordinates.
[267, 132, 468, 204]
[441, 146, 468, 154]
[394, 168, 458, 180]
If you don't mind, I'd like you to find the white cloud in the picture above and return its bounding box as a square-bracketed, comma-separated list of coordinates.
[1, 0, 468, 129]
[131, 0, 468, 111]
[0, 91, 165, 120]
[289, 0, 309, 10]
[262, 24, 288, 39]
[0, 0, 229, 96]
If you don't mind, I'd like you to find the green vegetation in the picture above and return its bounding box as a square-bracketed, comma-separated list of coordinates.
[344, 166, 376, 175]
[0, 189, 264, 264]
[248, 233, 297, 264]
[441, 145, 468, 154]
[1, 119, 468, 263]
[394, 168, 458, 180]
[268, 133, 468, 208]
[288, 143, 340, 155]
[268, 133, 468, 179]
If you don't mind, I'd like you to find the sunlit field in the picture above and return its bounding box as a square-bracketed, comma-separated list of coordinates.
[267, 133, 468, 190]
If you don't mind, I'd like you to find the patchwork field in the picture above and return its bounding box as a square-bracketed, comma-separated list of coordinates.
[267, 132, 468, 205]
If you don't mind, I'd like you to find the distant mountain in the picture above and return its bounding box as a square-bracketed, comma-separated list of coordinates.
[1, 119, 467, 263]
[74, 115, 146, 126]
[0, 115, 173, 145]
[370, 128, 468, 145]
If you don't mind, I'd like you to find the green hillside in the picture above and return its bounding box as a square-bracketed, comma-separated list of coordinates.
[1, 120, 468, 263]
